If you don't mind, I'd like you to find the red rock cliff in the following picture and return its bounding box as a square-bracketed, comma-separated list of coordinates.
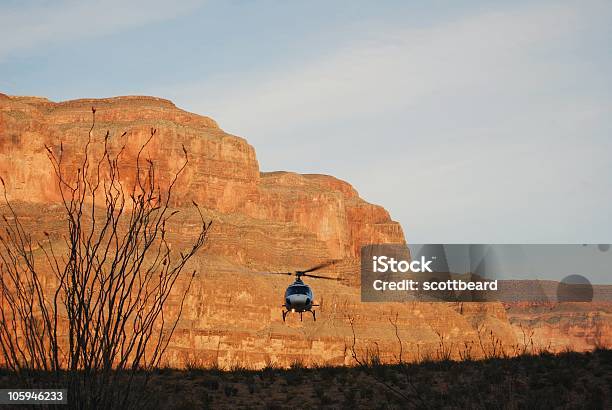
[0, 94, 403, 262]
[1, 94, 604, 368]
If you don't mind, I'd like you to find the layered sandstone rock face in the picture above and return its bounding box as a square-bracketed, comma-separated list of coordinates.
[0, 93, 606, 368]
[505, 302, 612, 352]
[0, 93, 399, 262]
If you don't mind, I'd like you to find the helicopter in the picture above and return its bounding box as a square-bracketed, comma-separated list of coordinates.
[261, 261, 341, 322]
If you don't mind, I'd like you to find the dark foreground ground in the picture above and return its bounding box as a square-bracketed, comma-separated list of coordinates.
[1, 349, 610, 409]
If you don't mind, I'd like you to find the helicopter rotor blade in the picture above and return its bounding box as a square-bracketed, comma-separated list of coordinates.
[258, 271, 294, 276]
[302, 272, 343, 281]
[300, 260, 339, 274]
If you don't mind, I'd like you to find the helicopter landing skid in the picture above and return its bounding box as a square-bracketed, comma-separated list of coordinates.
[282, 309, 316, 322]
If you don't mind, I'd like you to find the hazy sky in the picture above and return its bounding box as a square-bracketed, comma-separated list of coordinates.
[1, 0, 611, 244]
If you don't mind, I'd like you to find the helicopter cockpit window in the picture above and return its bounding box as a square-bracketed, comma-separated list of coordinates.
[287, 286, 310, 295]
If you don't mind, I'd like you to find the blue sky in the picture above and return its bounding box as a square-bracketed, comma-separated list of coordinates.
[1, 0, 611, 244]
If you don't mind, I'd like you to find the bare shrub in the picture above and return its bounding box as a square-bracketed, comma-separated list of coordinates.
[0, 108, 211, 409]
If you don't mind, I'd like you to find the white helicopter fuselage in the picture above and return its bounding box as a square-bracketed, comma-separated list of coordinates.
[284, 280, 314, 312]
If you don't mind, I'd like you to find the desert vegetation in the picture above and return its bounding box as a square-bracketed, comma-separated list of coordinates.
[2, 348, 607, 409]
[0, 109, 211, 408]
